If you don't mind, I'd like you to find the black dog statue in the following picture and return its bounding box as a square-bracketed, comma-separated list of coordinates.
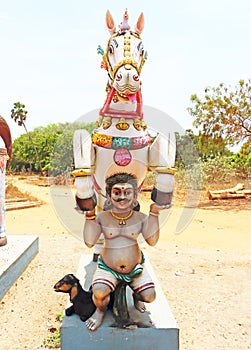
[54, 274, 96, 322]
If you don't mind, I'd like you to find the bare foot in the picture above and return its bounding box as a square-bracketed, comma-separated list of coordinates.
[0, 237, 7, 246]
[133, 294, 146, 313]
[86, 309, 105, 331]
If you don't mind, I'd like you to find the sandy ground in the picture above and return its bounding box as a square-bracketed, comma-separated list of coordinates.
[0, 177, 251, 350]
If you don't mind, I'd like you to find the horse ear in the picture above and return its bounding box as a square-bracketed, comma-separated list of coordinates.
[135, 12, 144, 35]
[106, 10, 116, 34]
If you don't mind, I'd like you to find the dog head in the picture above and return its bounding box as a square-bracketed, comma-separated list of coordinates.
[54, 274, 80, 293]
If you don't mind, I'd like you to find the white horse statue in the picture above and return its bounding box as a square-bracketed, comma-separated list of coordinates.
[73, 10, 176, 258]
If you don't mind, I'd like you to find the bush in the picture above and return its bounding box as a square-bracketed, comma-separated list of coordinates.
[176, 155, 251, 191]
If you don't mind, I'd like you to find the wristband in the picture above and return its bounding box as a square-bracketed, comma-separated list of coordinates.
[149, 211, 159, 217]
[85, 215, 96, 220]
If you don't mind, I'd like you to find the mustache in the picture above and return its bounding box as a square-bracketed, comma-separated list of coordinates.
[113, 198, 130, 203]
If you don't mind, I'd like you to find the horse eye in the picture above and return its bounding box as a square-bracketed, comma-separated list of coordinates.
[140, 48, 144, 56]
[116, 73, 122, 81]
[133, 75, 139, 81]
[109, 45, 114, 54]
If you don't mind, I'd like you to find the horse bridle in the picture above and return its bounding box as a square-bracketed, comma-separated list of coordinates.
[102, 31, 146, 84]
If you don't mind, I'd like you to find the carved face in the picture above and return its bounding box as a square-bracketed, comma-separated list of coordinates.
[104, 10, 146, 98]
[110, 183, 135, 210]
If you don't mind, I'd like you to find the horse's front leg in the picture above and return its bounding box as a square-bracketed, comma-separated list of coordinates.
[148, 132, 176, 205]
[73, 129, 104, 261]
[72, 129, 97, 211]
[74, 176, 97, 211]
[151, 172, 175, 205]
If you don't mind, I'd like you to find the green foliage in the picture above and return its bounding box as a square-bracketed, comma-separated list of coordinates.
[55, 313, 64, 322]
[175, 129, 250, 189]
[175, 129, 231, 166]
[175, 163, 203, 191]
[196, 133, 231, 159]
[43, 312, 64, 349]
[226, 140, 251, 176]
[43, 329, 61, 349]
[11, 102, 27, 126]
[175, 155, 250, 190]
[175, 130, 203, 190]
[49, 127, 74, 176]
[201, 155, 237, 184]
[175, 129, 199, 166]
[11, 101, 44, 174]
[188, 79, 251, 147]
[239, 140, 251, 167]
[142, 171, 157, 188]
[10, 122, 96, 174]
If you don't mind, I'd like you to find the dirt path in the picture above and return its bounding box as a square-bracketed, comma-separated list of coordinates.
[0, 178, 251, 349]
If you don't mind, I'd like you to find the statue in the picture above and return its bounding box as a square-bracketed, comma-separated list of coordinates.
[0, 116, 12, 247]
[83, 172, 170, 331]
[73, 9, 176, 261]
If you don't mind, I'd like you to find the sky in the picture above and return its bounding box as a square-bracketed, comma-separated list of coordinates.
[1, 0, 251, 141]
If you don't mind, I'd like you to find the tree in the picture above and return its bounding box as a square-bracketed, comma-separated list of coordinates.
[196, 133, 231, 159]
[175, 129, 199, 167]
[49, 127, 75, 176]
[11, 102, 44, 175]
[175, 129, 231, 166]
[188, 79, 251, 147]
[227, 139, 251, 172]
[10, 122, 96, 174]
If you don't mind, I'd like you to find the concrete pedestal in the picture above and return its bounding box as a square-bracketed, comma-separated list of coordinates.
[0, 235, 39, 300]
[61, 254, 179, 350]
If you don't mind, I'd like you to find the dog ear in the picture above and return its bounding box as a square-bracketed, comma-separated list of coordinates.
[70, 274, 80, 283]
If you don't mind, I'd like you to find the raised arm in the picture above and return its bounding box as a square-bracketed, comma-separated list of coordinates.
[141, 203, 170, 246]
[83, 210, 102, 248]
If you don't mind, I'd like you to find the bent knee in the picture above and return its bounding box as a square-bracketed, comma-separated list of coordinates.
[140, 288, 156, 303]
[92, 283, 111, 299]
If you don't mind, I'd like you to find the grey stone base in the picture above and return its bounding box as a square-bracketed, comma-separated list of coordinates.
[61, 254, 179, 350]
[0, 235, 39, 300]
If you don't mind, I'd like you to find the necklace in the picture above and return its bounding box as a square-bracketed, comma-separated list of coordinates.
[110, 210, 133, 225]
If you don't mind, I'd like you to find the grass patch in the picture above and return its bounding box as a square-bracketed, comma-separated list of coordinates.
[43, 313, 63, 349]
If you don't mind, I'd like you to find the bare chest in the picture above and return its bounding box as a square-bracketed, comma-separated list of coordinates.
[101, 218, 142, 240]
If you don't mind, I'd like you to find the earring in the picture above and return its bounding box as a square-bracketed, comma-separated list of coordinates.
[131, 199, 140, 211]
[133, 199, 138, 207]
[106, 198, 112, 206]
[103, 198, 113, 211]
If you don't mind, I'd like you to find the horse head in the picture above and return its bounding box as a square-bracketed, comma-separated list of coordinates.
[99, 9, 147, 118]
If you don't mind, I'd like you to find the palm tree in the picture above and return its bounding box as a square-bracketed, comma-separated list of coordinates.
[11, 102, 44, 176]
